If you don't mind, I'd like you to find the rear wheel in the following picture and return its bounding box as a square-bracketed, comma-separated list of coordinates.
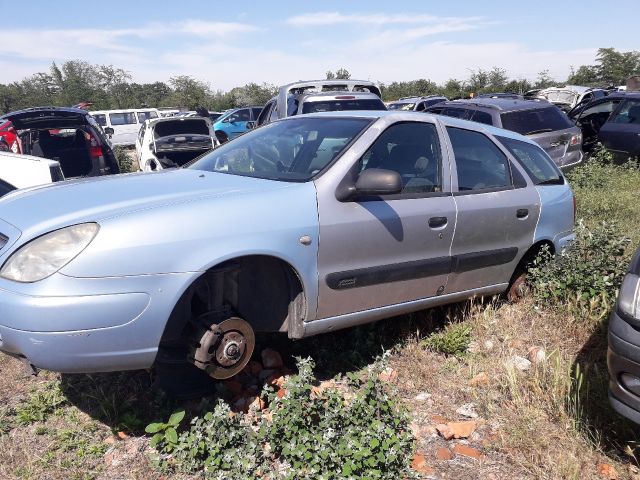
[507, 271, 528, 303]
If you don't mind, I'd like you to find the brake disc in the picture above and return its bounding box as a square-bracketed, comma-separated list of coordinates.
[190, 316, 255, 380]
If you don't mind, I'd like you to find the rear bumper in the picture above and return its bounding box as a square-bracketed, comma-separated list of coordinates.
[558, 149, 583, 171]
[608, 309, 640, 424]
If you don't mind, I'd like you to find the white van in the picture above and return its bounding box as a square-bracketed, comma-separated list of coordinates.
[89, 108, 160, 146]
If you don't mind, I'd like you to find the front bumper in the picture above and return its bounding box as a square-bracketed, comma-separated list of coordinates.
[0, 271, 199, 373]
[608, 309, 640, 424]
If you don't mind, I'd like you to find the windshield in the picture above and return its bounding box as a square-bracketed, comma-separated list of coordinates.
[500, 107, 574, 135]
[301, 98, 385, 114]
[388, 102, 416, 111]
[188, 117, 371, 181]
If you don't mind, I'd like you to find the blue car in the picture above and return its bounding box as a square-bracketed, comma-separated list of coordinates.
[213, 106, 263, 144]
[0, 111, 575, 382]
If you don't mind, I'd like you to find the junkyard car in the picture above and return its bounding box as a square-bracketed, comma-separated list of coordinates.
[568, 92, 640, 157]
[387, 96, 447, 111]
[0, 151, 64, 197]
[608, 247, 640, 423]
[256, 80, 386, 127]
[0, 107, 119, 178]
[135, 116, 217, 172]
[536, 85, 608, 112]
[213, 107, 263, 143]
[427, 98, 584, 169]
[0, 111, 575, 381]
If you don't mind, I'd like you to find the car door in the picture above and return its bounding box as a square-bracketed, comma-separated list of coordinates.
[599, 99, 640, 157]
[573, 98, 622, 150]
[443, 126, 540, 293]
[226, 108, 251, 138]
[314, 120, 457, 319]
[257, 101, 275, 126]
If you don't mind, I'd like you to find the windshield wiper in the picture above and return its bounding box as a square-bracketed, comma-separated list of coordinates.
[525, 128, 553, 135]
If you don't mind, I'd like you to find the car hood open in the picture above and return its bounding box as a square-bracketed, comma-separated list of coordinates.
[0, 169, 292, 235]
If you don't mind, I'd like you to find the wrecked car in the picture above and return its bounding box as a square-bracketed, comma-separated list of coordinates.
[0, 111, 574, 382]
[536, 86, 608, 112]
[0, 150, 64, 197]
[136, 116, 217, 172]
[213, 107, 263, 143]
[426, 98, 584, 169]
[387, 95, 447, 111]
[0, 107, 119, 178]
[568, 92, 640, 158]
[256, 79, 386, 127]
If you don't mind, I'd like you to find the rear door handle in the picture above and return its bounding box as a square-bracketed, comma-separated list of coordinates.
[516, 208, 529, 219]
[428, 216, 448, 228]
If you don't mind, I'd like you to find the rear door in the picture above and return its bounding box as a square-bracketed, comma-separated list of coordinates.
[315, 120, 457, 319]
[444, 126, 540, 293]
[599, 99, 640, 157]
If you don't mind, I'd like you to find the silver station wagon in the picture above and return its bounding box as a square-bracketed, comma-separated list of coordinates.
[0, 111, 575, 381]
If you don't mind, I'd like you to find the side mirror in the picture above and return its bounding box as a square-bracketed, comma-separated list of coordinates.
[354, 168, 402, 197]
[246, 121, 256, 130]
[104, 127, 114, 136]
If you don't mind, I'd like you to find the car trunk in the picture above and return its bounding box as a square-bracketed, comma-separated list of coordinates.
[153, 120, 213, 168]
[21, 128, 94, 177]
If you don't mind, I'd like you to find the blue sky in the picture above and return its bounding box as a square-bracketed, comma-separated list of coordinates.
[0, 0, 637, 89]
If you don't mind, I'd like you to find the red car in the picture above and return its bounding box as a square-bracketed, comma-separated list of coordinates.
[0, 120, 21, 153]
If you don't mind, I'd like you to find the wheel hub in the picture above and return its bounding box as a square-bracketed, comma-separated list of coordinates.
[189, 316, 255, 380]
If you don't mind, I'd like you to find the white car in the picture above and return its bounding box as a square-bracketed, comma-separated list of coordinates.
[89, 108, 161, 146]
[135, 117, 217, 172]
[0, 151, 65, 197]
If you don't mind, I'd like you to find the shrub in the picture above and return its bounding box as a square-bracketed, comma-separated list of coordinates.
[422, 322, 472, 356]
[146, 357, 415, 479]
[113, 145, 134, 173]
[15, 382, 67, 425]
[528, 221, 630, 320]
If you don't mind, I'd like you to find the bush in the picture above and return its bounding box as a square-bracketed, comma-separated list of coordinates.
[422, 322, 472, 356]
[113, 145, 134, 173]
[528, 221, 630, 320]
[147, 358, 415, 479]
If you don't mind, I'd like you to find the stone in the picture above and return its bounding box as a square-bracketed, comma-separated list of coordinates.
[116, 431, 129, 440]
[261, 349, 283, 369]
[468, 341, 481, 353]
[436, 424, 454, 440]
[411, 453, 435, 475]
[276, 388, 287, 399]
[506, 355, 531, 371]
[597, 463, 619, 480]
[452, 444, 484, 460]
[447, 421, 478, 439]
[431, 415, 449, 424]
[456, 403, 479, 419]
[469, 372, 490, 387]
[414, 392, 432, 401]
[104, 435, 116, 445]
[249, 396, 267, 412]
[436, 447, 454, 461]
[484, 340, 495, 351]
[527, 346, 546, 364]
[378, 367, 398, 383]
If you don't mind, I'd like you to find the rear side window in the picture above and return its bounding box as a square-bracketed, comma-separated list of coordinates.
[611, 100, 640, 124]
[93, 114, 107, 127]
[302, 98, 385, 114]
[109, 112, 137, 126]
[470, 110, 494, 125]
[0, 178, 15, 197]
[137, 111, 158, 122]
[447, 127, 510, 191]
[500, 107, 573, 135]
[441, 107, 472, 119]
[496, 136, 563, 185]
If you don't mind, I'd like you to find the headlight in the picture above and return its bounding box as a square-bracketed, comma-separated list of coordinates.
[619, 273, 640, 320]
[0, 223, 99, 282]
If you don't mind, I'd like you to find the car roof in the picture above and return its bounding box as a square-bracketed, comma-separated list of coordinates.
[288, 110, 541, 145]
[1, 106, 88, 120]
[434, 98, 553, 112]
[0, 150, 60, 166]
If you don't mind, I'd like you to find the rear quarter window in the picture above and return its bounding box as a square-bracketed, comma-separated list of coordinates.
[109, 112, 137, 126]
[496, 135, 564, 185]
[500, 107, 573, 135]
[92, 114, 107, 127]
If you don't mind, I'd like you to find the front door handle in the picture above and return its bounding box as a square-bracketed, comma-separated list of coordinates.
[428, 216, 448, 228]
[516, 208, 529, 219]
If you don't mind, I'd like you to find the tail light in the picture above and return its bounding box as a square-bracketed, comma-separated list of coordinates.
[570, 133, 582, 146]
[89, 133, 104, 160]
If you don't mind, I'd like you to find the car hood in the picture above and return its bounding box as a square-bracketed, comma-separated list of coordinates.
[0, 169, 292, 234]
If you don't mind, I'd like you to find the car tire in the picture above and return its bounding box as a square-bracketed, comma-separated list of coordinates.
[506, 271, 528, 303]
[215, 131, 228, 144]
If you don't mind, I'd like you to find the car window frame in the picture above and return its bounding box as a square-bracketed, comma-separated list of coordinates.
[342, 120, 451, 202]
[610, 99, 640, 125]
[0, 178, 16, 197]
[445, 126, 516, 196]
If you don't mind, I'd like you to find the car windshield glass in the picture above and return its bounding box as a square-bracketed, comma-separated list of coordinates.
[301, 99, 385, 114]
[388, 102, 416, 111]
[500, 107, 573, 135]
[496, 135, 563, 185]
[154, 120, 210, 137]
[188, 117, 370, 181]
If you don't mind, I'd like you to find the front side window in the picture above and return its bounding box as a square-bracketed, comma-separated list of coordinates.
[580, 100, 620, 118]
[301, 98, 386, 114]
[93, 114, 107, 127]
[447, 127, 510, 191]
[470, 110, 494, 125]
[359, 122, 442, 194]
[611, 100, 640, 124]
[496, 136, 563, 185]
[441, 107, 472, 120]
[109, 112, 137, 126]
[189, 117, 371, 181]
[227, 109, 251, 123]
[500, 107, 573, 135]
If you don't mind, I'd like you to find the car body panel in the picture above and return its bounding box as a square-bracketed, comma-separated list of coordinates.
[0, 151, 64, 191]
[213, 107, 262, 141]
